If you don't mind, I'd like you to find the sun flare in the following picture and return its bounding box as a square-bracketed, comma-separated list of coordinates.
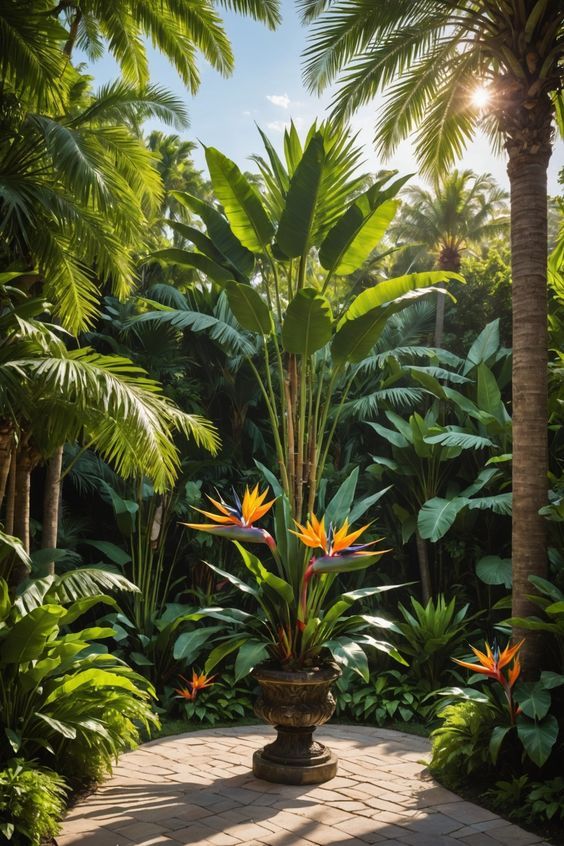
[471, 85, 491, 110]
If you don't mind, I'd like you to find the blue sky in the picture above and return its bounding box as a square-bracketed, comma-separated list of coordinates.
[88, 0, 562, 192]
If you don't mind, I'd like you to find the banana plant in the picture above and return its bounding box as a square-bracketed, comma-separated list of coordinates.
[367, 321, 512, 600]
[140, 122, 461, 520]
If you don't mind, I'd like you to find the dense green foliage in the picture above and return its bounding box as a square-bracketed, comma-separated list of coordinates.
[0, 2, 563, 842]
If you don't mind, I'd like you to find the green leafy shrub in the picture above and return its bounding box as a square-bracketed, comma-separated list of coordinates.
[429, 700, 498, 787]
[396, 595, 478, 689]
[485, 776, 564, 824]
[334, 670, 431, 726]
[0, 578, 159, 788]
[0, 759, 67, 846]
[167, 672, 254, 726]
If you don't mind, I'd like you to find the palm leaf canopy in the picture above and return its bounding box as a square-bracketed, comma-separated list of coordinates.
[300, 0, 564, 176]
[0, 298, 220, 491]
[0, 79, 188, 333]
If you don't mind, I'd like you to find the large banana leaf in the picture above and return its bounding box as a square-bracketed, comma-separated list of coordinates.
[275, 133, 325, 258]
[417, 497, 466, 542]
[319, 195, 398, 275]
[464, 319, 500, 373]
[281, 288, 332, 355]
[152, 248, 234, 286]
[171, 191, 255, 277]
[1, 605, 66, 664]
[205, 147, 274, 253]
[226, 281, 273, 335]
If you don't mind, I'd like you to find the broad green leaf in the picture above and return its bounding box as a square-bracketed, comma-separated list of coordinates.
[0, 579, 10, 622]
[490, 725, 512, 764]
[152, 248, 234, 286]
[514, 682, 551, 720]
[275, 133, 324, 258]
[460, 468, 498, 498]
[5, 728, 21, 753]
[319, 193, 398, 275]
[338, 271, 462, 326]
[234, 639, 269, 680]
[204, 560, 259, 598]
[281, 288, 333, 355]
[466, 494, 512, 516]
[348, 486, 391, 524]
[477, 363, 503, 418]
[540, 671, 564, 689]
[324, 467, 359, 526]
[464, 319, 500, 373]
[205, 635, 249, 675]
[226, 281, 273, 334]
[34, 713, 77, 740]
[62, 595, 117, 625]
[516, 714, 559, 767]
[476, 556, 512, 588]
[82, 540, 131, 566]
[254, 460, 284, 497]
[173, 626, 223, 661]
[326, 638, 369, 680]
[205, 148, 274, 253]
[1, 605, 65, 664]
[418, 497, 466, 542]
[167, 221, 231, 268]
[170, 192, 255, 277]
[366, 421, 409, 449]
[233, 541, 294, 604]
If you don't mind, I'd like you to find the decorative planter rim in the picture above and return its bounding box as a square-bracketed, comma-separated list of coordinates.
[253, 662, 340, 685]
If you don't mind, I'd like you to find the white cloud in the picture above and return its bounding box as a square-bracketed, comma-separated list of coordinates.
[266, 120, 288, 132]
[267, 93, 291, 109]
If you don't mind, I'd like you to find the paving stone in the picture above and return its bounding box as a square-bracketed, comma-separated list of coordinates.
[58, 726, 547, 846]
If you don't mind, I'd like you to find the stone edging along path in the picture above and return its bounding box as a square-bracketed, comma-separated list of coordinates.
[57, 725, 551, 846]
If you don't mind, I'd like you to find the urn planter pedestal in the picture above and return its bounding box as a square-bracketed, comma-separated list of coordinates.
[252, 664, 340, 785]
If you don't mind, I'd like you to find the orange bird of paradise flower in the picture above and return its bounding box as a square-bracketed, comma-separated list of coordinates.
[292, 514, 388, 630]
[174, 670, 216, 701]
[453, 639, 524, 722]
[184, 485, 277, 550]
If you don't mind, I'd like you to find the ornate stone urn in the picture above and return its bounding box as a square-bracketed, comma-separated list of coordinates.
[252, 663, 341, 784]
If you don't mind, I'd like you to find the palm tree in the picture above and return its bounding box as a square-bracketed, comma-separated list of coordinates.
[0, 77, 189, 333]
[1, 1, 280, 99]
[391, 170, 508, 345]
[0, 289, 219, 579]
[300, 0, 564, 673]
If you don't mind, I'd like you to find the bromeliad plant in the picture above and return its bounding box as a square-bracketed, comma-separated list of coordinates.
[184, 474, 406, 681]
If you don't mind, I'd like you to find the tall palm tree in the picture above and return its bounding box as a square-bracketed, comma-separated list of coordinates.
[300, 0, 564, 673]
[391, 170, 508, 345]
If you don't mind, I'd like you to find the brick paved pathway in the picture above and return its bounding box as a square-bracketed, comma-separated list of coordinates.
[57, 725, 550, 846]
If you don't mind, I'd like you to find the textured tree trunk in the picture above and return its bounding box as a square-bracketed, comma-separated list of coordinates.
[14, 449, 33, 554]
[5, 452, 16, 535]
[415, 530, 431, 603]
[42, 445, 64, 574]
[435, 246, 461, 348]
[507, 103, 552, 677]
[0, 425, 13, 512]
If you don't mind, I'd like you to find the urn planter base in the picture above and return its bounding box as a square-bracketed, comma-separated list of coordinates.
[252, 664, 340, 785]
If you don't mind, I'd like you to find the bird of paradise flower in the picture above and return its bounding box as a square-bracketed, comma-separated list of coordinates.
[453, 639, 524, 723]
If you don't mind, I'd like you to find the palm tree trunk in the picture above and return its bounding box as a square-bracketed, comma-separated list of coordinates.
[5, 452, 16, 535]
[507, 123, 551, 677]
[0, 424, 13, 511]
[435, 247, 461, 348]
[14, 449, 33, 555]
[42, 445, 64, 574]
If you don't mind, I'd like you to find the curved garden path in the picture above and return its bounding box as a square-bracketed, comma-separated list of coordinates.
[57, 725, 549, 846]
